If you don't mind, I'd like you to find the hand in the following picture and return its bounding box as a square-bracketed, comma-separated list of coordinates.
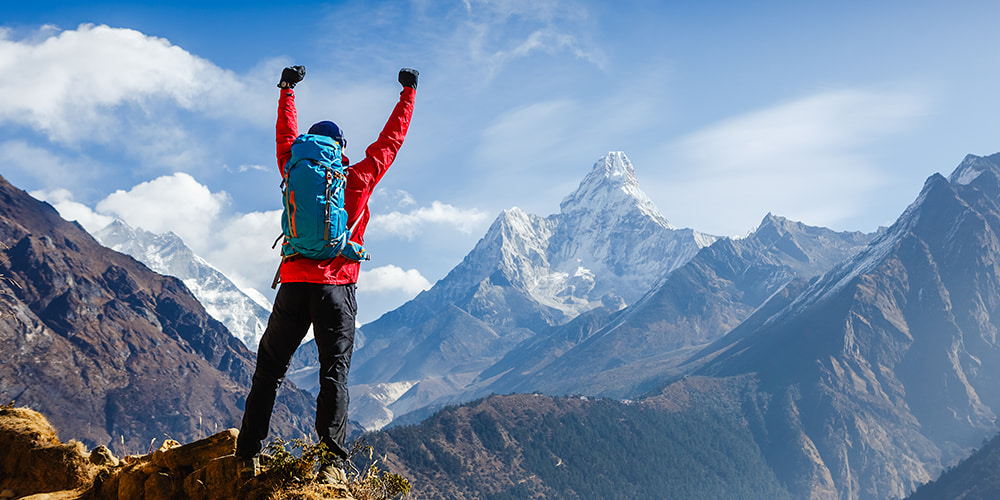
[398, 68, 419, 90]
[278, 66, 306, 89]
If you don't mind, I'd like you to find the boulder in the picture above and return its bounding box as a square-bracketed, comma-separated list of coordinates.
[149, 440, 181, 469]
[88, 446, 119, 467]
[143, 471, 183, 500]
[156, 430, 237, 472]
[202, 455, 242, 500]
[116, 464, 148, 500]
[181, 466, 208, 500]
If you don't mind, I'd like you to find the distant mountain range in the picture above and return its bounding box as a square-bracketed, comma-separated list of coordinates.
[463, 211, 873, 400]
[37, 147, 1000, 498]
[0, 174, 314, 456]
[346, 152, 872, 430]
[361, 152, 1000, 499]
[344, 152, 719, 428]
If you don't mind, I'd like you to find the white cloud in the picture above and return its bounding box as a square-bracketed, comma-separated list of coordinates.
[0, 24, 271, 145]
[205, 209, 283, 294]
[651, 88, 930, 235]
[34, 173, 281, 298]
[671, 89, 926, 168]
[475, 99, 576, 167]
[370, 201, 489, 240]
[371, 189, 417, 209]
[486, 29, 604, 73]
[95, 173, 229, 251]
[358, 265, 432, 294]
[229, 164, 270, 174]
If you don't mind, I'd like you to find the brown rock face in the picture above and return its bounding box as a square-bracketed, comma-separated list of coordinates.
[2, 405, 356, 500]
[0, 173, 315, 456]
[153, 429, 237, 472]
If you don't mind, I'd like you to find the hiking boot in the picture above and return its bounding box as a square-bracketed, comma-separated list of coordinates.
[237, 455, 261, 481]
[316, 460, 347, 485]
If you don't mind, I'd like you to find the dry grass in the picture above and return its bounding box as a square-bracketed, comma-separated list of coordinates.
[236, 438, 410, 500]
[242, 479, 352, 500]
[0, 403, 98, 495]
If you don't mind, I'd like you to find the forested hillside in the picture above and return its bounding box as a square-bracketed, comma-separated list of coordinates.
[365, 391, 792, 499]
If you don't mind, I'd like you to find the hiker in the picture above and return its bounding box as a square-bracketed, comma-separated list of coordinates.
[235, 65, 418, 483]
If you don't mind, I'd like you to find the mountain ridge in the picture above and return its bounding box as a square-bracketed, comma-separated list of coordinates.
[438, 211, 873, 405]
[680, 152, 1000, 498]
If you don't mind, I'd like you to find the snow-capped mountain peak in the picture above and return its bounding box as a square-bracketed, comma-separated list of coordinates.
[776, 153, 1000, 323]
[435, 151, 718, 321]
[94, 219, 271, 351]
[559, 151, 672, 229]
[347, 151, 720, 430]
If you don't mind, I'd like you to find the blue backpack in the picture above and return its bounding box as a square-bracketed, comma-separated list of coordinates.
[278, 134, 369, 263]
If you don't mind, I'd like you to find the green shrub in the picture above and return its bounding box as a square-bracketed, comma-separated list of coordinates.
[258, 437, 411, 499]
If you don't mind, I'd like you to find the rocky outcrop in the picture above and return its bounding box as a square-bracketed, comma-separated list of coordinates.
[1, 405, 353, 500]
[92, 431, 257, 500]
[0, 404, 97, 498]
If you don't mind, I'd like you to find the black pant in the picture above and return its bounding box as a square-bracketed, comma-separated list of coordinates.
[235, 282, 356, 462]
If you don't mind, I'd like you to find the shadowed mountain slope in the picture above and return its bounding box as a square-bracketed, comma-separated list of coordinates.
[0, 174, 314, 455]
[682, 153, 1000, 498]
[471, 213, 873, 399]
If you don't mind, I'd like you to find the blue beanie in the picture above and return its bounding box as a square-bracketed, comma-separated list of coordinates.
[307, 120, 347, 149]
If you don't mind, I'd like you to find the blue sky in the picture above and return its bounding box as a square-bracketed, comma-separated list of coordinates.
[1, 0, 998, 323]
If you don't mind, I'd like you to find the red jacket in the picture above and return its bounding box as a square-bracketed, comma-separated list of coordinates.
[275, 86, 416, 285]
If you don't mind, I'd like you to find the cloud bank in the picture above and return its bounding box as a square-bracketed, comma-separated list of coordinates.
[34, 173, 477, 304]
[0, 24, 272, 144]
[371, 200, 489, 240]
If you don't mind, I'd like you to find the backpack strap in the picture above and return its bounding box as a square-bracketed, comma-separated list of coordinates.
[331, 205, 369, 259]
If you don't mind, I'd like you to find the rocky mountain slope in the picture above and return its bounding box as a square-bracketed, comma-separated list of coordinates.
[468, 212, 873, 399]
[0, 173, 314, 456]
[93, 219, 271, 351]
[681, 152, 1000, 499]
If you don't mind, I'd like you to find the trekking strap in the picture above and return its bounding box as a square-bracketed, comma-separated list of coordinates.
[323, 165, 334, 242]
[332, 205, 368, 259]
[270, 260, 282, 290]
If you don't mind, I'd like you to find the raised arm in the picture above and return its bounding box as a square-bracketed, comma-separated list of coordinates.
[349, 68, 419, 190]
[341, 68, 418, 242]
[275, 66, 305, 176]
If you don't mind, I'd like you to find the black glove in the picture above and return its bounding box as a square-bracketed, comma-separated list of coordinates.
[398, 68, 419, 90]
[278, 65, 306, 89]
